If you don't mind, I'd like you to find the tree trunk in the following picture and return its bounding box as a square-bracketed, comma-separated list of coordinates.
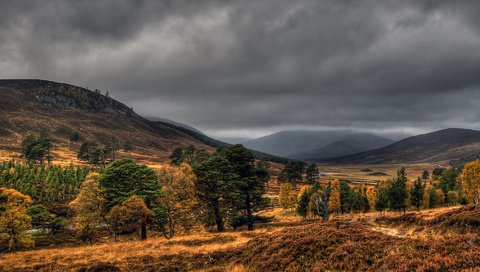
[213, 199, 224, 232]
[141, 221, 147, 240]
[245, 193, 253, 231]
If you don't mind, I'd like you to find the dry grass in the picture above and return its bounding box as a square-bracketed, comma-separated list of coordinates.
[2, 206, 480, 271]
[319, 163, 439, 182]
[0, 232, 247, 271]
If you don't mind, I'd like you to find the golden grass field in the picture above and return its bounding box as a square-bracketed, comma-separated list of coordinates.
[1, 206, 474, 272]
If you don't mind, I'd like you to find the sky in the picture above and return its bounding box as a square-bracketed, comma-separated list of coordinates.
[2, 0, 480, 141]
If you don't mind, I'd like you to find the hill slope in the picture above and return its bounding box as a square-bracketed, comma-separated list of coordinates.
[328, 128, 480, 164]
[0, 79, 212, 165]
[243, 130, 394, 160]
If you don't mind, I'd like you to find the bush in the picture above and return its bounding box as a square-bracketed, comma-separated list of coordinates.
[49, 217, 67, 234]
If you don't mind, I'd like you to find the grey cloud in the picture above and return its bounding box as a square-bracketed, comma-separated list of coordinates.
[1, 0, 480, 139]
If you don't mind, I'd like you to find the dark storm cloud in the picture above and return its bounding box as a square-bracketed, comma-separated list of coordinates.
[1, 0, 480, 139]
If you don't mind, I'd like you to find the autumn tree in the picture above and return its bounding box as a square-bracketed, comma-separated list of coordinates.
[447, 191, 459, 206]
[366, 186, 378, 209]
[70, 172, 106, 244]
[328, 179, 341, 214]
[107, 196, 154, 240]
[297, 186, 314, 219]
[0, 188, 34, 251]
[279, 183, 297, 210]
[461, 160, 480, 204]
[100, 158, 161, 240]
[422, 184, 432, 209]
[410, 177, 425, 211]
[156, 163, 198, 239]
[308, 183, 332, 221]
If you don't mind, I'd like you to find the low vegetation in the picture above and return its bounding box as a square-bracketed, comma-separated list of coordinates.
[3, 128, 480, 271]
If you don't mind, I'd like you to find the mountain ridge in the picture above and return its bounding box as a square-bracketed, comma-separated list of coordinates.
[243, 130, 395, 160]
[326, 128, 480, 164]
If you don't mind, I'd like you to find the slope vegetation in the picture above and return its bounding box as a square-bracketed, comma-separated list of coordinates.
[328, 128, 480, 164]
[0, 79, 211, 165]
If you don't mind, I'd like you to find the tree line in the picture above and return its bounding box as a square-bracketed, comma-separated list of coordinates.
[279, 164, 479, 220]
[1, 144, 272, 250]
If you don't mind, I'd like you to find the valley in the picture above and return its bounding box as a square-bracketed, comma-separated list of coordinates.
[1, 80, 480, 272]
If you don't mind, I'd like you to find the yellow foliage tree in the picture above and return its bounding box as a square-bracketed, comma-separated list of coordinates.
[107, 195, 154, 240]
[328, 179, 341, 214]
[366, 186, 378, 209]
[157, 163, 198, 239]
[422, 184, 431, 209]
[0, 187, 34, 251]
[70, 172, 105, 244]
[279, 183, 297, 210]
[461, 160, 480, 204]
[434, 189, 445, 207]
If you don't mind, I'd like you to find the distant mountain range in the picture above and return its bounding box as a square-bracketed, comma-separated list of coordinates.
[326, 128, 480, 164]
[242, 130, 395, 161]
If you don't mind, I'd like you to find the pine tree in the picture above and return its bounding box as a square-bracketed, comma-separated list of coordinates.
[387, 167, 409, 213]
[410, 177, 424, 211]
[100, 158, 161, 240]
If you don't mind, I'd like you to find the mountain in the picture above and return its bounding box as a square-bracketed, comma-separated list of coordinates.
[328, 128, 480, 164]
[148, 117, 205, 135]
[0, 79, 289, 165]
[242, 130, 395, 160]
[0, 79, 213, 164]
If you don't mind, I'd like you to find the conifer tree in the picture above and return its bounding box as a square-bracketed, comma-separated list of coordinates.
[410, 177, 425, 211]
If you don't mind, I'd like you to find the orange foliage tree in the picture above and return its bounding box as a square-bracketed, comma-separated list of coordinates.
[328, 179, 341, 214]
[366, 186, 378, 209]
[0, 187, 34, 251]
[107, 196, 154, 240]
[461, 160, 480, 204]
[156, 163, 198, 239]
[70, 172, 105, 244]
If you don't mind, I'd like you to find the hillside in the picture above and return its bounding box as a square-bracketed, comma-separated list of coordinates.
[0, 79, 212, 165]
[328, 128, 480, 164]
[243, 130, 394, 160]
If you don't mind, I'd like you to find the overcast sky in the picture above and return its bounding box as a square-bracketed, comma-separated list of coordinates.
[2, 0, 480, 140]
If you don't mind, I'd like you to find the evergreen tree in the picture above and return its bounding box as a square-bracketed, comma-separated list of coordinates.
[123, 140, 134, 153]
[306, 163, 320, 183]
[169, 148, 184, 166]
[192, 153, 236, 232]
[100, 158, 161, 240]
[410, 177, 425, 211]
[223, 144, 268, 231]
[422, 170, 430, 182]
[339, 180, 352, 214]
[387, 167, 409, 213]
[375, 187, 389, 214]
[70, 132, 80, 144]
